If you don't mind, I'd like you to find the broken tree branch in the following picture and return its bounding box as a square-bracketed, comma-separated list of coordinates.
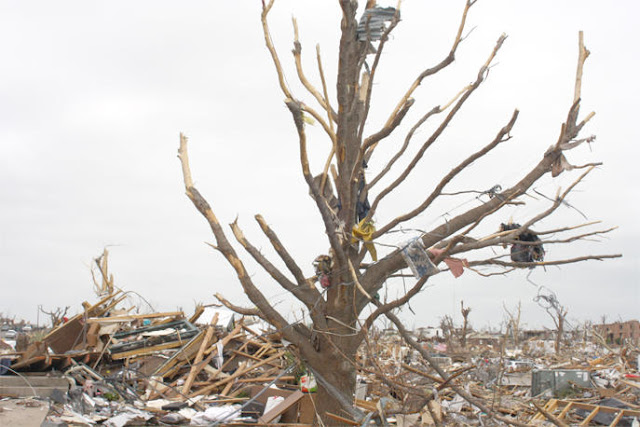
[316, 44, 338, 195]
[254, 215, 313, 289]
[229, 218, 323, 312]
[468, 253, 622, 269]
[284, 99, 349, 271]
[292, 18, 337, 122]
[573, 31, 590, 105]
[362, 33, 599, 295]
[214, 293, 262, 318]
[366, 35, 508, 226]
[261, 0, 292, 100]
[178, 133, 315, 355]
[374, 108, 518, 238]
[379, 0, 475, 136]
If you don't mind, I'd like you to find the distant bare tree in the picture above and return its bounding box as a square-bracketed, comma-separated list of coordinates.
[440, 315, 456, 349]
[534, 289, 568, 354]
[582, 320, 592, 346]
[0, 313, 13, 326]
[460, 300, 472, 349]
[39, 306, 70, 328]
[503, 301, 522, 347]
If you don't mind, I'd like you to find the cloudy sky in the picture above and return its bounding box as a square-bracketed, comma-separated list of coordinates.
[1, 1, 638, 332]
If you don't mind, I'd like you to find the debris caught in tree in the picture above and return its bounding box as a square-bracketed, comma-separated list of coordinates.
[351, 219, 377, 261]
[356, 7, 398, 42]
[401, 239, 437, 278]
[500, 222, 545, 265]
[313, 255, 333, 288]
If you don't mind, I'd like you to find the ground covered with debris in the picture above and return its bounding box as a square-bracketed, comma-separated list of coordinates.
[1, 291, 638, 426]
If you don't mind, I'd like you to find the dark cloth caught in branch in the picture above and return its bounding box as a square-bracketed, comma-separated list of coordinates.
[356, 174, 370, 223]
[500, 223, 545, 266]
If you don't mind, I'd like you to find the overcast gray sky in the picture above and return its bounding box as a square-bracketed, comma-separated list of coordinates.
[1, 1, 638, 332]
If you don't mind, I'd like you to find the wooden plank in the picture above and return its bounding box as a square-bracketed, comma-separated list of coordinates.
[189, 351, 285, 397]
[181, 313, 219, 394]
[559, 401, 640, 417]
[110, 340, 185, 360]
[11, 356, 45, 371]
[231, 349, 264, 362]
[355, 398, 378, 412]
[230, 349, 283, 368]
[152, 331, 206, 377]
[86, 311, 184, 323]
[609, 410, 625, 427]
[201, 352, 234, 382]
[580, 406, 600, 426]
[221, 380, 234, 396]
[241, 324, 270, 343]
[531, 400, 569, 427]
[188, 305, 206, 324]
[235, 376, 296, 384]
[203, 324, 243, 357]
[532, 398, 557, 421]
[621, 379, 640, 390]
[258, 389, 305, 424]
[325, 412, 359, 426]
[94, 294, 127, 317]
[546, 399, 559, 413]
[198, 324, 244, 382]
[557, 401, 573, 420]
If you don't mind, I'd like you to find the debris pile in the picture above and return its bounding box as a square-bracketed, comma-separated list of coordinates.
[1, 291, 316, 425]
[350, 326, 640, 425]
[1, 293, 639, 426]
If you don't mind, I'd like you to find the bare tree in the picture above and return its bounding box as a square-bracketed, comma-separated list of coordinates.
[504, 301, 522, 347]
[460, 300, 472, 349]
[582, 319, 592, 346]
[440, 314, 456, 350]
[178, 1, 619, 422]
[534, 288, 568, 354]
[39, 306, 70, 329]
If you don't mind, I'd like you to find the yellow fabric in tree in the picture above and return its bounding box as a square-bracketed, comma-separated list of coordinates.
[352, 219, 377, 262]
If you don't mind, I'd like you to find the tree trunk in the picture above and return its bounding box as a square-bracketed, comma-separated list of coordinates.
[313, 356, 357, 425]
[555, 316, 564, 354]
[461, 318, 468, 349]
[460, 302, 471, 349]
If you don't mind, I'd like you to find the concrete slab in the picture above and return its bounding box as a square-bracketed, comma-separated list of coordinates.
[0, 375, 70, 398]
[0, 398, 50, 427]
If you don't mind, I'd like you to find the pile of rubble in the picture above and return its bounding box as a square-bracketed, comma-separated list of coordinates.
[353, 329, 640, 426]
[0, 291, 314, 425]
[1, 291, 639, 426]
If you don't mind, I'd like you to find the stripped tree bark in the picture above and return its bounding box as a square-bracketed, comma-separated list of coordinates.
[178, 2, 620, 424]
